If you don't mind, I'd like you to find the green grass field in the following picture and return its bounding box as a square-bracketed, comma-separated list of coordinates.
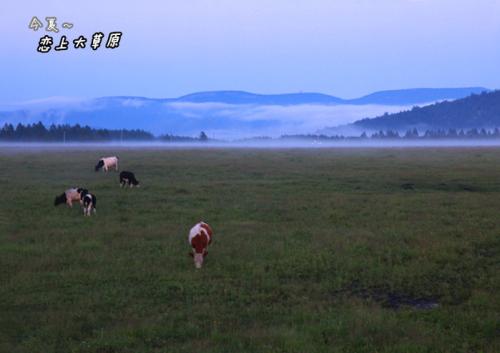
[0, 147, 499, 353]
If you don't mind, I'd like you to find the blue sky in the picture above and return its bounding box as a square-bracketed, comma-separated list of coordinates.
[1, 0, 499, 103]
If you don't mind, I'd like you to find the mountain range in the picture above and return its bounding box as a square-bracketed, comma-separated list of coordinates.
[0, 87, 489, 138]
[166, 87, 487, 105]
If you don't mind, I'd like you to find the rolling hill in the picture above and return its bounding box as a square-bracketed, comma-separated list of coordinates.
[345, 90, 500, 133]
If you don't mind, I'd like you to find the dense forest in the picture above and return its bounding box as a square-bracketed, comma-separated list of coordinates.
[353, 90, 500, 131]
[0, 122, 207, 142]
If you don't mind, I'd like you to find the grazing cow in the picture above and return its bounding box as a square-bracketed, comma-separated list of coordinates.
[188, 222, 213, 269]
[82, 192, 97, 216]
[54, 188, 82, 207]
[95, 156, 119, 172]
[119, 171, 140, 187]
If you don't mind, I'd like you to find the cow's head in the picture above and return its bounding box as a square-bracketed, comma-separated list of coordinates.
[77, 188, 88, 198]
[54, 193, 66, 206]
[95, 160, 104, 171]
[190, 250, 208, 269]
[194, 252, 204, 268]
[132, 179, 140, 187]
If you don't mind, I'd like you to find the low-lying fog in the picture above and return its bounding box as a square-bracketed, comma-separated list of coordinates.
[0, 98, 418, 140]
[3, 140, 500, 151]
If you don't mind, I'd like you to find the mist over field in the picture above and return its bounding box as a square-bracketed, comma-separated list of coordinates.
[0, 97, 413, 139]
[0, 88, 487, 139]
[4, 139, 500, 152]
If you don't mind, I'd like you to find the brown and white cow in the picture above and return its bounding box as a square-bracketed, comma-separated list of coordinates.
[54, 187, 82, 207]
[188, 222, 213, 269]
[95, 156, 119, 172]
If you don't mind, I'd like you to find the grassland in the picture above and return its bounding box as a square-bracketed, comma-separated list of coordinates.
[0, 147, 498, 353]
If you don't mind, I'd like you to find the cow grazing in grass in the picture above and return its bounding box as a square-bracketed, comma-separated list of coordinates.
[119, 171, 140, 187]
[81, 192, 97, 216]
[54, 188, 82, 207]
[95, 156, 119, 172]
[188, 222, 213, 269]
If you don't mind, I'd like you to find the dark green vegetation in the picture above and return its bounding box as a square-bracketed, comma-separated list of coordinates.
[353, 90, 499, 131]
[0, 148, 499, 353]
[0, 123, 207, 142]
[284, 127, 500, 140]
[0, 122, 155, 142]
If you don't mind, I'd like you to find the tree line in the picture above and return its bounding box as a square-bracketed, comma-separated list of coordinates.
[282, 128, 500, 140]
[3, 122, 500, 142]
[0, 122, 209, 142]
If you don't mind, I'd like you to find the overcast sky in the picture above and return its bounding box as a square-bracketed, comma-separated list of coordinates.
[1, 0, 499, 102]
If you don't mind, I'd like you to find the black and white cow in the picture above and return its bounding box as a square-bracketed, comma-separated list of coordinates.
[81, 192, 97, 216]
[119, 171, 140, 187]
[95, 156, 119, 172]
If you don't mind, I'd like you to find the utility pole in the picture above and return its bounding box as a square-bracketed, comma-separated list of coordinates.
[63, 131, 66, 144]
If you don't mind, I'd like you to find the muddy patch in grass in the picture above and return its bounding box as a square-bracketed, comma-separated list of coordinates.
[434, 183, 481, 192]
[334, 284, 440, 310]
[365, 291, 440, 310]
[174, 188, 190, 194]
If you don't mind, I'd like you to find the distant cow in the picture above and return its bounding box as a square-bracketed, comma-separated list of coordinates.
[81, 192, 97, 216]
[119, 171, 140, 187]
[54, 188, 82, 207]
[95, 156, 119, 172]
[188, 222, 213, 269]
